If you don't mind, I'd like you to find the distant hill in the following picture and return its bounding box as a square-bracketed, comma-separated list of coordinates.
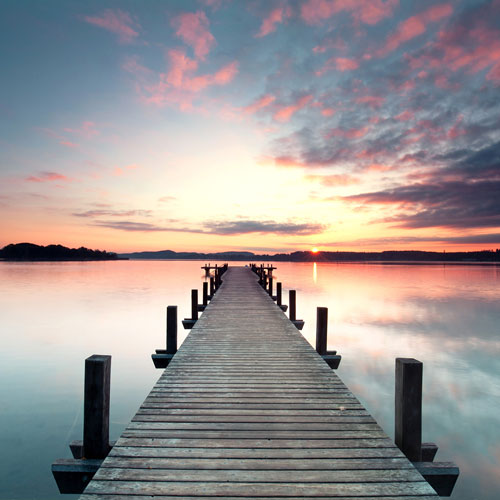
[119, 250, 256, 260]
[0, 243, 120, 261]
[119, 248, 500, 262]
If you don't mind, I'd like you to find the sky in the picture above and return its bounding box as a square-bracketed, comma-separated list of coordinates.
[1, 0, 500, 254]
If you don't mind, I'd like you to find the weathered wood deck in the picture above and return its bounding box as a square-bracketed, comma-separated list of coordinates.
[80, 266, 437, 499]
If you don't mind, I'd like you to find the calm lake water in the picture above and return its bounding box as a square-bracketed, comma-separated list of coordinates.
[0, 260, 499, 499]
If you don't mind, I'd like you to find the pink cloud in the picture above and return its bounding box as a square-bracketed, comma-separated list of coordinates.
[355, 95, 385, 108]
[244, 94, 276, 114]
[321, 107, 335, 117]
[328, 125, 370, 139]
[395, 110, 414, 121]
[59, 140, 79, 148]
[378, 4, 453, 56]
[25, 171, 71, 183]
[301, 0, 398, 26]
[172, 11, 215, 60]
[84, 9, 140, 44]
[256, 6, 292, 38]
[143, 49, 238, 111]
[336, 57, 359, 71]
[64, 121, 99, 139]
[306, 173, 359, 186]
[316, 56, 359, 76]
[273, 95, 313, 122]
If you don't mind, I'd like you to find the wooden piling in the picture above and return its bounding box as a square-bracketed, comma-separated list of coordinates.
[210, 276, 215, 298]
[268, 276, 273, 297]
[83, 355, 111, 459]
[315, 307, 328, 355]
[202, 282, 208, 306]
[191, 289, 199, 320]
[289, 290, 296, 321]
[166, 306, 177, 354]
[395, 358, 422, 462]
[276, 282, 282, 305]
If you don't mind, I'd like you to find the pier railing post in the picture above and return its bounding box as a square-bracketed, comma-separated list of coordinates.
[289, 290, 296, 321]
[210, 276, 215, 298]
[191, 289, 199, 320]
[166, 306, 177, 354]
[316, 307, 327, 355]
[395, 358, 422, 462]
[203, 282, 208, 306]
[277, 282, 282, 305]
[83, 355, 111, 459]
[268, 276, 273, 297]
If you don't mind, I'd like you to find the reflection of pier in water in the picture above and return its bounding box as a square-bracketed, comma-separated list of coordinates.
[52, 265, 458, 498]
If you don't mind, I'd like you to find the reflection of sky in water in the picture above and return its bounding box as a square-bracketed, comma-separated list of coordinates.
[275, 262, 500, 500]
[0, 261, 498, 499]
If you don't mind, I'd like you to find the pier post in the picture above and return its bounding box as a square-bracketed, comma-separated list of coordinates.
[166, 306, 177, 354]
[277, 282, 282, 305]
[83, 355, 111, 459]
[203, 282, 208, 306]
[268, 276, 273, 297]
[315, 307, 328, 355]
[395, 358, 422, 462]
[152, 306, 177, 367]
[289, 290, 296, 321]
[315, 307, 341, 368]
[210, 276, 215, 298]
[191, 289, 199, 320]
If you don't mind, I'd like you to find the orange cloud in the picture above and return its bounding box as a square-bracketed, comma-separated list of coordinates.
[316, 56, 359, 75]
[63, 121, 99, 139]
[256, 6, 292, 37]
[172, 11, 215, 60]
[328, 125, 370, 139]
[84, 9, 140, 44]
[306, 173, 359, 186]
[378, 3, 452, 56]
[273, 95, 313, 122]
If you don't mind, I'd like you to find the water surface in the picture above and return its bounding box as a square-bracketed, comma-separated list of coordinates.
[0, 260, 498, 499]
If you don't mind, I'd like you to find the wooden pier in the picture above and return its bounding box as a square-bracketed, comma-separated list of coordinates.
[78, 266, 439, 499]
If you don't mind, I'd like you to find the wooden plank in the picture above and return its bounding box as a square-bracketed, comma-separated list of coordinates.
[78, 267, 437, 499]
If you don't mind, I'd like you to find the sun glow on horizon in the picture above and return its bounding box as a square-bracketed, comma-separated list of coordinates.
[311, 247, 319, 253]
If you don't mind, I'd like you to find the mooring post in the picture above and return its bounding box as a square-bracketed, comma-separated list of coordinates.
[210, 276, 215, 298]
[395, 358, 422, 462]
[315, 307, 341, 368]
[191, 289, 199, 320]
[316, 307, 327, 355]
[202, 281, 208, 305]
[268, 276, 273, 297]
[152, 306, 177, 367]
[277, 282, 282, 305]
[166, 305, 177, 354]
[83, 355, 111, 459]
[289, 290, 296, 321]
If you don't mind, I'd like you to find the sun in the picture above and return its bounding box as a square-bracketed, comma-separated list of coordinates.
[311, 247, 319, 253]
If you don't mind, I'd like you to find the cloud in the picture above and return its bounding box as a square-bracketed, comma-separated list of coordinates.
[73, 209, 151, 218]
[317, 57, 359, 75]
[378, 3, 453, 56]
[158, 196, 176, 203]
[63, 121, 99, 139]
[25, 172, 72, 183]
[142, 49, 238, 110]
[204, 220, 326, 235]
[274, 95, 313, 122]
[301, 0, 398, 26]
[90, 218, 326, 235]
[83, 9, 140, 44]
[306, 174, 359, 186]
[243, 94, 276, 115]
[172, 11, 215, 60]
[256, 6, 292, 38]
[343, 180, 500, 229]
